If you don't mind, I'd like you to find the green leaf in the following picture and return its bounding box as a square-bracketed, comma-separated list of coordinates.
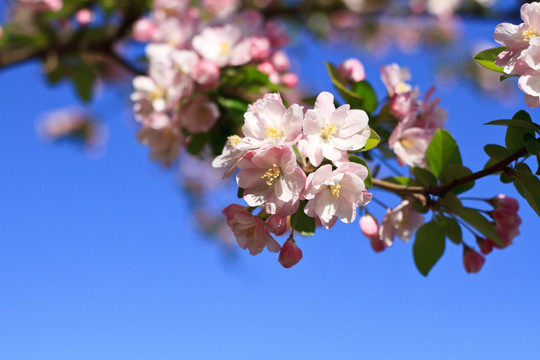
[290, 201, 315, 236]
[484, 144, 511, 162]
[72, 67, 94, 102]
[348, 154, 372, 187]
[382, 176, 421, 187]
[440, 164, 474, 194]
[455, 207, 504, 246]
[485, 119, 540, 133]
[186, 133, 208, 155]
[440, 192, 463, 212]
[359, 129, 380, 151]
[412, 167, 437, 187]
[536, 156, 540, 175]
[413, 221, 446, 276]
[473, 46, 507, 73]
[351, 80, 378, 113]
[514, 163, 540, 217]
[324, 62, 375, 112]
[506, 110, 535, 153]
[524, 134, 540, 155]
[426, 129, 462, 178]
[437, 215, 462, 245]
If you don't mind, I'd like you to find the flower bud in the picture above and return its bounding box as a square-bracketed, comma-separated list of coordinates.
[281, 73, 298, 88]
[463, 246, 485, 274]
[369, 237, 386, 252]
[476, 237, 493, 255]
[338, 58, 366, 83]
[279, 238, 303, 268]
[491, 194, 519, 212]
[75, 8, 94, 25]
[359, 214, 379, 239]
[267, 214, 287, 236]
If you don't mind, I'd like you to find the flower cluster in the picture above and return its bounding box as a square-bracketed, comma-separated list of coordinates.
[131, 2, 295, 165]
[477, 194, 521, 255]
[380, 63, 447, 167]
[214, 92, 373, 267]
[494, 2, 540, 107]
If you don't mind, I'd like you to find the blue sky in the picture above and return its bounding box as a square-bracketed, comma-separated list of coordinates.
[1, 12, 539, 360]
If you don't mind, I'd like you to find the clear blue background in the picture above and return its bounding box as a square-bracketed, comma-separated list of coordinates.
[1, 12, 539, 360]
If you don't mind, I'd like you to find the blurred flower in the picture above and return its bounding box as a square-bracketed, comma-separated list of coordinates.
[463, 246, 485, 273]
[278, 238, 303, 268]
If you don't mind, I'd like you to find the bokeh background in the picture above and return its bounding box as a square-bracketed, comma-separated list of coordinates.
[1, 6, 539, 360]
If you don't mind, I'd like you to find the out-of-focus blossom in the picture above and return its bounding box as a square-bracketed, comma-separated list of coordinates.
[281, 73, 298, 88]
[222, 204, 281, 255]
[132, 18, 158, 42]
[379, 199, 424, 247]
[236, 146, 306, 216]
[490, 194, 519, 212]
[179, 95, 220, 134]
[137, 113, 183, 166]
[75, 8, 94, 25]
[192, 24, 252, 67]
[18, 0, 62, 12]
[338, 58, 366, 83]
[202, 0, 240, 18]
[278, 238, 303, 268]
[359, 214, 379, 239]
[192, 59, 220, 90]
[298, 91, 371, 167]
[381, 63, 412, 97]
[463, 246, 486, 273]
[267, 214, 288, 236]
[303, 162, 371, 229]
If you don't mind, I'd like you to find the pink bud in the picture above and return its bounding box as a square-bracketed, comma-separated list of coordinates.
[248, 36, 271, 60]
[281, 73, 298, 88]
[75, 8, 94, 25]
[271, 50, 290, 72]
[267, 214, 287, 236]
[279, 238, 303, 268]
[463, 247, 485, 274]
[492, 194, 519, 212]
[338, 58, 366, 83]
[359, 214, 379, 239]
[257, 61, 275, 76]
[193, 59, 220, 90]
[369, 237, 386, 252]
[476, 237, 493, 255]
[492, 209, 522, 230]
[132, 18, 157, 42]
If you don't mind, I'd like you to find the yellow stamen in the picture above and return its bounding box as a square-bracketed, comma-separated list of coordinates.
[150, 87, 165, 101]
[227, 135, 242, 146]
[329, 184, 341, 198]
[220, 42, 231, 56]
[523, 26, 538, 41]
[261, 164, 281, 186]
[395, 82, 411, 94]
[266, 126, 281, 139]
[320, 123, 338, 140]
[400, 137, 415, 148]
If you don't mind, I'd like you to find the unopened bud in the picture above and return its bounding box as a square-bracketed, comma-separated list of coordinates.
[279, 238, 303, 268]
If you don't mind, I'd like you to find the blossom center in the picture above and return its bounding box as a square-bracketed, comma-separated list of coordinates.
[220, 42, 231, 56]
[400, 137, 415, 148]
[329, 184, 341, 198]
[261, 164, 281, 186]
[266, 126, 281, 139]
[320, 123, 338, 140]
[150, 87, 165, 101]
[523, 26, 538, 41]
[227, 135, 242, 146]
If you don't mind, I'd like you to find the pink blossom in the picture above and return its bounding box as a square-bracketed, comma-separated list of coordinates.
[257, 61, 275, 76]
[180, 95, 220, 134]
[388, 126, 433, 167]
[137, 113, 183, 166]
[369, 237, 386, 252]
[463, 247, 486, 274]
[202, 0, 239, 18]
[380, 63, 412, 97]
[492, 209, 522, 229]
[338, 58, 366, 83]
[477, 237, 493, 255]
[242, 94, 303, 148]
[281, 73, 299, 88]
[247, 36, 271, 60]
[132, 18, 157, 42]
[298, 92, 371, 167]
[271, 50, 291, 72]
[75, 9, 94, 25]
[222, 204, 281, 255]
[192, 24, 252, 67]
[303, 163, 371, 229]
[279, 238, 303, 268]
[359, 214, 379, 239]
[379, 199, 424, 247]
[192, 59, 220, 90]
[212, 135, 258, 178]
[267, 214, 288, 236]
[491, 194, 519, 212]
[236, 146, 306, 216]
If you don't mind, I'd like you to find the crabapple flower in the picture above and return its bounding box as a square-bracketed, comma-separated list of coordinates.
[192, 24, 252, 67]
[388, 127, 432, 167]
[132, 18, 158, 42]
[75, 9, 94, 25]
[136, 113, 183, 166]
[491, 194, 519, 212]
[338, 58, 366, 83]
[212, 135, 257, 178]
[236, 146, 306, 216]
[303, 162, 371, 229]
[222, 204, 281, 255]
[266, 214, 288, 236]
[379, 199, 424, 247]
[380, 63, 412, 97]
[179, 95, 220, 134]
[192, 59, 220, 90]
[18, 0, 63, 12]
[463, 247, 486, 274]
[298, 92, 371, 167]
[279, 238, 303, 268]
[242, 94, 303, 148]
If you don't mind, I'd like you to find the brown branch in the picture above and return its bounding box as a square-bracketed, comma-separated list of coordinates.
[372, 145, 531, 199]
